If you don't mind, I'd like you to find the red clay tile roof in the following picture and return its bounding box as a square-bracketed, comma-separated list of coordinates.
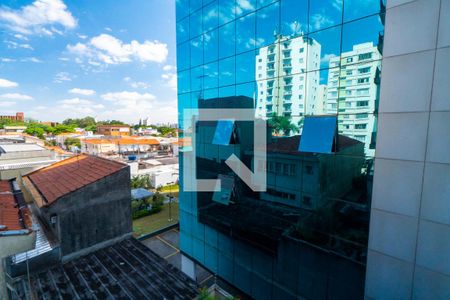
[25, 154, 127, 206]
[0, 180, 32, 233]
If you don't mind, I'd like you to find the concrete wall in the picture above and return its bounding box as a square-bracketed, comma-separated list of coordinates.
[38, 167, 132, 256]
[365, 0, 450, 298]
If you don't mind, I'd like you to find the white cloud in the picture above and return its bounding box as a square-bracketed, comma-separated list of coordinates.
[102, 91, 155, 104]
[0, 78, 18, 88]
[14, 33, 28, 40]
[310, 14, 333, 31]
[0, 101, 16, 107]
[67, 33, 168, 65]
[0, 0, 77, 35]
[130, 81, 151, 89]
[21, 57, 42, 63]
[57, 97, 104, 116]
[0, 58, 16, 62]
[163, 65, 175, 72]
[5, 40, 34, 50]
[59, 97, 93, 105]
[0, 93, 33, 100]
[54, 71, 73, 83]
[68, 88, 96, 96]
[122, 76, 151, 89]
[321, 53, 338, 65]
[332, 0, 343, 11]
[161, 73, 177, 90]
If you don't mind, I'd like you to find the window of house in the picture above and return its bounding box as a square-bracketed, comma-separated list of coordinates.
[305, 165, 313, 174]
[302, 196, 312, 206]
[276, 162, 282, 173]
[358, 67, 371, 74]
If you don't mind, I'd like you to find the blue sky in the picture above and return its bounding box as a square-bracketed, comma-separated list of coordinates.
[0, 0, 177, 124]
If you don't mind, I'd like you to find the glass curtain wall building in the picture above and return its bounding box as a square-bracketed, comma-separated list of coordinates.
[176, 1, 385, 299]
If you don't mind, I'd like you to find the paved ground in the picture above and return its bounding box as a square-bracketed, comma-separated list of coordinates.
[140, 228, 251, 299]
[140, 229, 214, 286]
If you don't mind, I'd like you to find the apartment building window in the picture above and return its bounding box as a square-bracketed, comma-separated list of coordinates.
[300, 76, 304, 81]
[299, 58, 304, 63]
[356, 88, 370, 95]
[346, 70, 353, 75]
[355, 124, 367, 129]
[346, 57, 353, 63]
[358, 77, 370, 84]
[355, 135, 366, 142]
[346, 90, 352, 96]
[299, 95, 303, 100]
[358, 67, 371, 74]
[299, 47, 304, 53]
[356, 113, 368, 119]
[258, 58, 262, 62]
[258, 66, 262, 70]
[357, 101, 369, 107]
[346, 80, 352, 86]
[358, 52, 372, 60]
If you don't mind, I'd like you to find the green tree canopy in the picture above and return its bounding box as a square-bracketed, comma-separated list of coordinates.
[268, 113, 299, 136]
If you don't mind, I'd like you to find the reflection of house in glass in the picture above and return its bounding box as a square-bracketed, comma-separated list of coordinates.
[326, 42, 382, 156]
[257, 133, 365, 210]
[255, 35, 321, 125]
[186, 96, 371, 298]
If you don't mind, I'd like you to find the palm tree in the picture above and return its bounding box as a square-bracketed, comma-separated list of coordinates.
[130, 175, 153, 189]
[268, 113, 299, 136]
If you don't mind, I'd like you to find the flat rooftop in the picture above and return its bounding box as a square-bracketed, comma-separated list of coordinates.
[11, 237, 198, 299]
[0, 143, 45, 153]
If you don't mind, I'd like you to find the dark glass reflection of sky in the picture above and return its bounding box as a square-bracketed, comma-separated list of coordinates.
[177, 0, 384, 93]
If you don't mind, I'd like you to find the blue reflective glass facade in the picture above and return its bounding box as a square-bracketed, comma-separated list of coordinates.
[177, 1, 385, 299]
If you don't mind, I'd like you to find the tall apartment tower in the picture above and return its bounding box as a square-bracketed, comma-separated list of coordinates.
[326, 42, 382, 156]
[255, 35, 321, 125]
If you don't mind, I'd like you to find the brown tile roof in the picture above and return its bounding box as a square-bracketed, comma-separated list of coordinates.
[25, 154, 127, 206]
[0, 180, 32, 233]
[266, 134, 362, 156]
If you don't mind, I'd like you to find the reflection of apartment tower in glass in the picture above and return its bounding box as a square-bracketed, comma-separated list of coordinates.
[255, 35, 321, 125]
[314, 85, 328, 115]
[326, 42, 381, 156]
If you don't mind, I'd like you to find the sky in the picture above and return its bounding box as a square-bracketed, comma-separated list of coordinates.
[0, 0, 177, 124]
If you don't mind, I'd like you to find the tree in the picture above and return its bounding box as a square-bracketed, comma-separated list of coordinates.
[268, 113, 299, 136]
[130, 175, 153, 189]
[53, 124, 75, 135]
[64, 138, 81, 149]
[25, 124, 46, 139]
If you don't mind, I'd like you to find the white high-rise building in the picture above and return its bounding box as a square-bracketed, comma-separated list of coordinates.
[326, 42, 382, 156]
[255, 35, 321, 126]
